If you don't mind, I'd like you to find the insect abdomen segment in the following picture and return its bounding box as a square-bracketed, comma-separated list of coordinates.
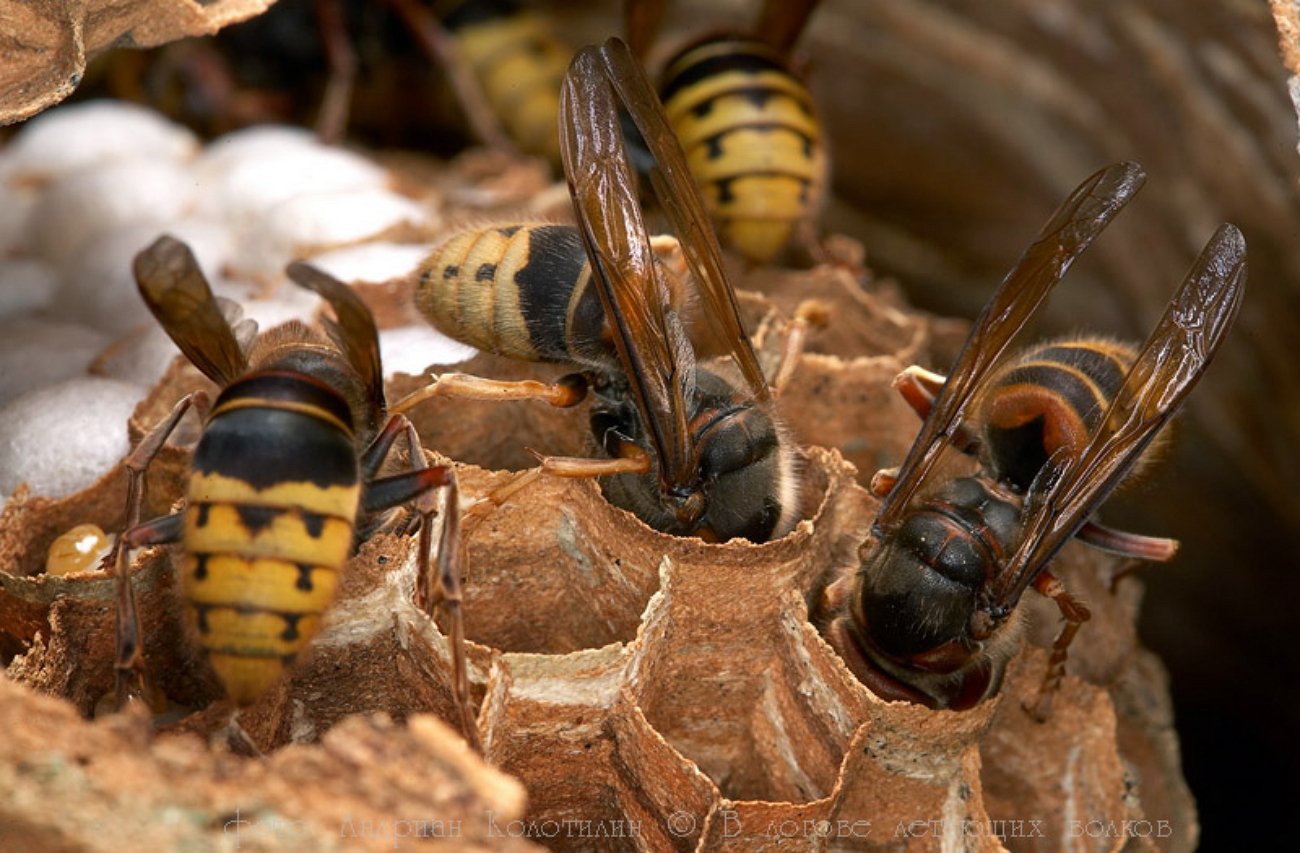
[446, 1, 571, 163]
[414, 224, 607, 365]
[182, 375, 361, 704]
[660, 39, 826, 264]
[982, 339, 1139, 491]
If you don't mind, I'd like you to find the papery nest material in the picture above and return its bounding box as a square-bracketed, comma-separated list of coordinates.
[0, 258, 1196, 849]
[0, 1, 276, 126]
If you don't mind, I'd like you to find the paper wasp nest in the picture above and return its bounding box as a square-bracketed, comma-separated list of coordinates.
[0, 110, 1195, 851]
[0, 0, 274, 126]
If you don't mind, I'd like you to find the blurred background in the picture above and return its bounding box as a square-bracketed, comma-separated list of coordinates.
[4, 0, 1296, 845]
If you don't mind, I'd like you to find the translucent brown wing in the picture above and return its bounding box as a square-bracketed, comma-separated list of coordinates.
[991, 223, 1247, 609]
[873, 162, 1147, 537]
[595, 37, 771, 403]
[754, 0, 821, 55]
[561, 44, 697, 491]
[623, 0, 669, 60]
[133, 235, 248, 387]
[285, 261, 387, 432]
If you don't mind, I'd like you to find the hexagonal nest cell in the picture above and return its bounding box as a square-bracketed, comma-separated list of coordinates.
[1, 232, 1197, 850]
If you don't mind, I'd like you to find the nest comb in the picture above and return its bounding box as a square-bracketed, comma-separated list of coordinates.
[0, 250, 1195, 851]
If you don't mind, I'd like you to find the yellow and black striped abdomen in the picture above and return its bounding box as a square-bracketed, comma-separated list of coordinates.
[182, 373, 360, 704]
[414, 224, 611, 366]
[660, 38, 827, 265]
[981, 338, 1154, 492]
[446, 1, 571, 164]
